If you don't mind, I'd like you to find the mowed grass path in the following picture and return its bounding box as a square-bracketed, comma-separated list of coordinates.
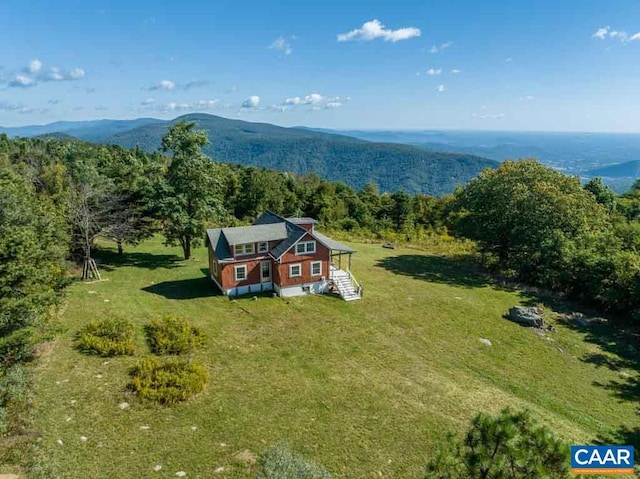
[32, 237, 636, 478]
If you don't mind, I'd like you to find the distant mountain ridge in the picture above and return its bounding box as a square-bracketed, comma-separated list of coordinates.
[584, 160, 640, 178]
[1, 114, 498, 196]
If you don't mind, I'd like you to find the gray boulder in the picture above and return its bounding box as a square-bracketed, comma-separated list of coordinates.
[506, 306, 544, 327]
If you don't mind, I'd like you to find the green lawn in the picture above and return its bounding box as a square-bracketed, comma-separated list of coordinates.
[31, 236, 637, 478]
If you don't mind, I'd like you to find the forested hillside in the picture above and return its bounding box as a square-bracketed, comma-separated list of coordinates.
[97, 114, 498, 196]
[3, 114, 498, 196]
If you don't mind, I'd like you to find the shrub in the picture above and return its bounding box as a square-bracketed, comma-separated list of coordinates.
[0, 329, 35, 367]
[145, 316, 206, 355]
[0, 364, 29, 435]
[129, 357, 207, 405]
[257, 443, 334, 479]
[76, 318, 136, 357]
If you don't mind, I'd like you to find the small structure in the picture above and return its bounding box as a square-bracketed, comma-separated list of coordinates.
[205, 211, 361, 300]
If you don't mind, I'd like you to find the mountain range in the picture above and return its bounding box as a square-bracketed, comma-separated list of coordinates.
[3, 114, 639, 194]
[0, 114, 497, 196]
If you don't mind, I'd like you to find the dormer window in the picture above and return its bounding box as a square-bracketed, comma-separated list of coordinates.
[295, 241, 316, 255]
[258, 241, 269, 253]
[234, 243, 255, 256]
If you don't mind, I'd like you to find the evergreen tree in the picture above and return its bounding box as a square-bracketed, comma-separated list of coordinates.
[424, 409, 570, 479]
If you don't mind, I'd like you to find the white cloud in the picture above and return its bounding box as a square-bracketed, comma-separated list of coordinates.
[430, 41, 452, 53]
[592, 26, 640, 43]
[28, 59, 42, 74]
[324, 101, 342, 109]
[164, 101, 191, 111]
[7, 60, 86, 87]
[592, 26, 610, 39]
[436, 84, 446, 93]
[69, 68, 85, 79]
[472, 112, 506, 120]
[505, 57, 513, 63]
[195, 99, 219, 109]
[141, 98, 156, 105]
[338, 19, 420, 43]
[269, 36, 293, 55]
[520, 95, 535, 101]
[149, 79, 175, 91]
[48, 67, 64, 81]
[304, 93, 323, 104]
[183, 80, 211, 90]
[241, 95, 260, 108]
[9, 75, 35, 88]
[283, 96, 302, 105]
[451, 69, 461, 74]
[426, 68, 442, 76]
[226, 85, 238, 93]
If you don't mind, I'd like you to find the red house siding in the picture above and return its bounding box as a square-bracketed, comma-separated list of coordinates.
[278, 233, 330, 287]
[220, 260, 264, 289]
[296, 223, 314, 232]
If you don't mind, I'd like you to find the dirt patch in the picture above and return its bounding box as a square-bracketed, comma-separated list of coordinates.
[233, 449, 257, 466]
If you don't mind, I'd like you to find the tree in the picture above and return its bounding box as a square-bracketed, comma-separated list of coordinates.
[584, 177, 616, 212]
[454, 160, 611, 287]
[156, 121, 223, 259]
[424, 409, 570, 479]
[0, 168, 68, 364]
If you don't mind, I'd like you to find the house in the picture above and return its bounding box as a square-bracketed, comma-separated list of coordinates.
[205, 211, 362, 300]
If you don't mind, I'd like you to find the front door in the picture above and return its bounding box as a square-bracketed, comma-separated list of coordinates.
[260, 260, 272, 283]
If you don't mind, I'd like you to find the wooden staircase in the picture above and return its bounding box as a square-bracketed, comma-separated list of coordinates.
[330, 266, 362, 301]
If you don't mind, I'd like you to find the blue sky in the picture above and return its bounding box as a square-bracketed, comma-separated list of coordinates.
[1, 0, 640, 131]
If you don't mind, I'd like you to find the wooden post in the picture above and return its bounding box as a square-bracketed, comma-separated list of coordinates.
[348, 253, 352, 272]
[339, 252, 342, 270]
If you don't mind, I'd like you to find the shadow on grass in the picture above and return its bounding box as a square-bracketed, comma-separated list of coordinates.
[142, 277, 219, 300]
[376, 254, 494, 289]
[597, 426, 640, 458]
[95, 248, 183, 271]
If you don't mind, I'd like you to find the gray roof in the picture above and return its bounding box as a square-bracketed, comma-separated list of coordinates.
[206, 211, 355, 262]
[312, 231, 356, 253]
[221, 223, 287, 246]
[206, 228, 233, 260]
[286, 217, 318, 225]
[269, 220, 308, 259]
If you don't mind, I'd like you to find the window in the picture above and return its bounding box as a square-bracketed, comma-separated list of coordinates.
[310, 261, 322, 276]
[295, 241, 316, 255]
[234, 265, 247, 281]
[289, 263, 302, 278]
[212, 261, 218, 275]
[234, 243, 255, 256]
[258, 241, 268, 253]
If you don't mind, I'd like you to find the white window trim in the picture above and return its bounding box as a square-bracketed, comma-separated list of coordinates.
[310, 261, 322, 276]
[235, 243, 255, 256]
[295, 241, 316, 255]
[234, 265, 248, 281]
[258, 241, 268, 253]
[212, 261, 218, 275]
[289, 263, 302, 278]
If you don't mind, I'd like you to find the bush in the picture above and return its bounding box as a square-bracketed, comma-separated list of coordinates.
[0, 329, 35, 367]
[145, 317, 206, 355]
[76, 318, 136, 357]
[257, 443, 334, 479]
[129, 357, 207, 405]
[0, 364, 29, 435]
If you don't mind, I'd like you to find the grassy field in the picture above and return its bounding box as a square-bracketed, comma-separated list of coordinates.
[30, 236, 637, 478]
